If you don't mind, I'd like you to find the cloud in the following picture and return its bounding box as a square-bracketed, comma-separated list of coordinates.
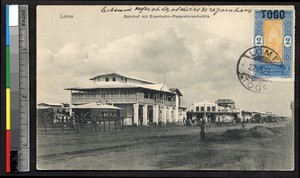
[37, 26, 293, 116]
[36, 29, 238, 98]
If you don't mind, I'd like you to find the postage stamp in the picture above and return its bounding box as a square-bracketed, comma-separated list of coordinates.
[253, 9, 294, 80]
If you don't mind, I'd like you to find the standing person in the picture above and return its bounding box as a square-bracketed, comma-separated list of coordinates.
[79, 113, 85, 128]
[241, 118, 245, 128]
[199, 118, 206, 141]
[74, 113, 80, 128]
[232, 118, 236, 126]
[70, 115, 75, 130]
[92, 112, 100, 131]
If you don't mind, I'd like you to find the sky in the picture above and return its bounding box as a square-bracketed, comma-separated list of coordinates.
[37, 5, 294, 116]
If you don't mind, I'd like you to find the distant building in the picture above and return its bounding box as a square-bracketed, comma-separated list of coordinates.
[37, 102, 69, 111]
[187, 99, 281, 124]
[216, 99, 235, 109]
[37, 103, 69, 126]
[241, 110, 253, 122]
[187, 100, 241, 124]
[65, 73, 184, 126]
[252, 111, 277, 123]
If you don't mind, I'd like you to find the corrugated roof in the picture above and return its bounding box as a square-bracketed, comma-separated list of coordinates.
[65, 82, 174, 94]
[170, 88, 183, 96]
[37, 106, 51, 109]
[38, 103, 62, 107]
[65, 83, 137, 90]
[142, 84, 171, 93]
[242, 110, 253, 114]
[216, 99, 235, 104]
[69, 103, 122, 110]
[89, 73, 155, 84]
[194, 100, 216, 106]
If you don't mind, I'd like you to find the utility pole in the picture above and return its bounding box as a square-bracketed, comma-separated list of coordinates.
[160, 58, 167, 90]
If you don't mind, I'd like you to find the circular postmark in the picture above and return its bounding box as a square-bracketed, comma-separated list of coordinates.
[237, 46, 281, 93]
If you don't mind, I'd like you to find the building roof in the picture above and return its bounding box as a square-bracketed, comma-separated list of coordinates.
[69, 103, 122, 110]
[89, 73, 155, 84]
[179, 106, 187, 109]
[170, 88, 183, 96]
[37, 106, 52, 109]
[216, 99, 235, 104]
[242, 110, 253, 114]
[143, 83, 172, 93]
[65, 82, 175, 94]
[66, 73, 182, 95]
[194, 100, 216, 106]
[252, 111, 275, 116]
[38, 103, 62, 107]
[65, 83, 137, 90]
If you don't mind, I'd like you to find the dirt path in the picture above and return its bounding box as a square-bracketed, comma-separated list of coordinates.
[37, 122, 294, 170]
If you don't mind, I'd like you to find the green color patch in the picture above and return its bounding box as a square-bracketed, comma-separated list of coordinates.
[6, 46, 10, 88]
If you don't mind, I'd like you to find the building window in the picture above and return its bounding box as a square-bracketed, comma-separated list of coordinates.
[196, 107, 200, 111]
[111, 90, 116, 97]
[207, 107, 211, 111]
[129, 90, 133, 97]
[116, 89, 120, 97]
[113, 77, 116, 81]
[106, 78, 109, 82]
[96, 90, 100, 98]
[150, 93, 154, 99]
[106, 90, 110, 98]
[212, 106, 216, 111]
[144, 92, 148, 98]
[201, 107, 204, 111]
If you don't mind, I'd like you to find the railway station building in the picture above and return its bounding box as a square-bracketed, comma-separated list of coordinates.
[65, 73, 185, 126]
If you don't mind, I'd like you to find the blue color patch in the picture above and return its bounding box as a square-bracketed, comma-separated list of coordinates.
[6, 5, 10, 46]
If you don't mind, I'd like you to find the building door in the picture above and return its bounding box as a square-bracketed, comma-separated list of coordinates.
[139, 105, 143, 125]
[148, 106, 153, 123]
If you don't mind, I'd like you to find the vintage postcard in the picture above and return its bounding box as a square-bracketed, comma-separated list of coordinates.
[36, 5, 295, 170]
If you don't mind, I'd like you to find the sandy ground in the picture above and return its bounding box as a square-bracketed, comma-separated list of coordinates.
[37, 122, 294, 170]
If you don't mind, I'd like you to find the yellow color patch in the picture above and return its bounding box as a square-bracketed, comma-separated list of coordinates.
[263, 20, 283, 63]
[6, 88, 10, 130]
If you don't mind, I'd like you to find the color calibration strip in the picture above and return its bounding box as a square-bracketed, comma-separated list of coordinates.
[6, 5, 11, 173]
[6, 5, 30, 173]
